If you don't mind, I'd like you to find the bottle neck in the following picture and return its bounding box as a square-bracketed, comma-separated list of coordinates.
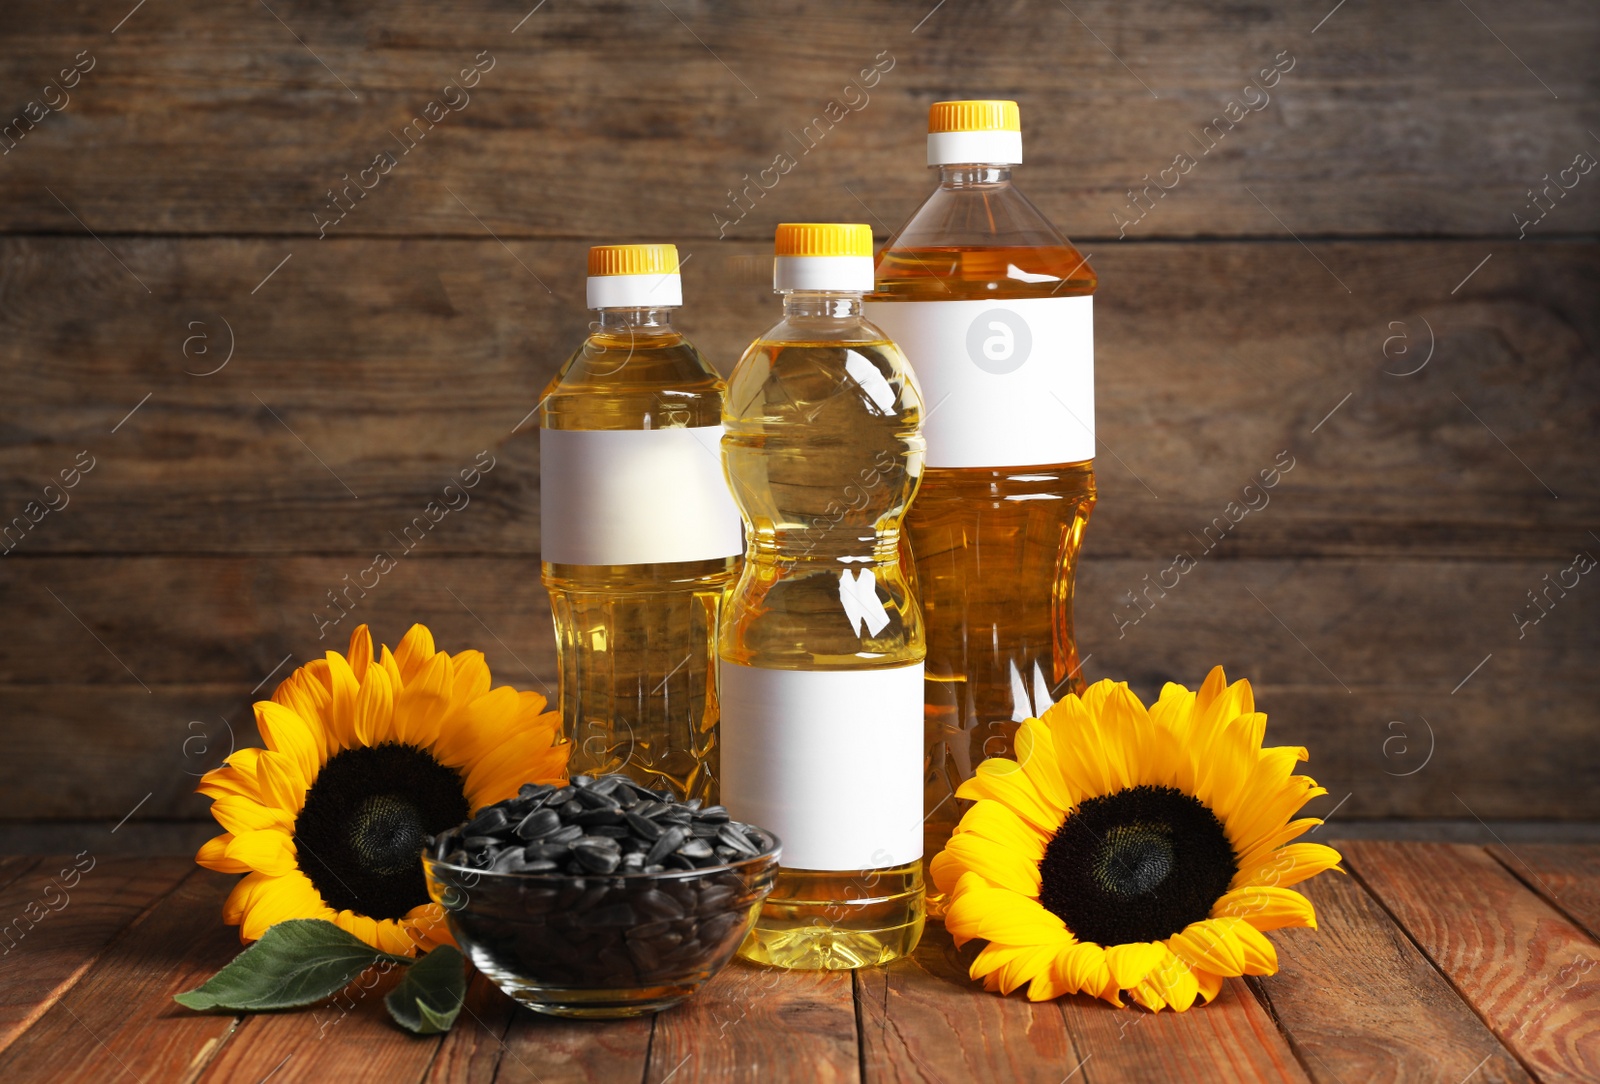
[593, 307, 675, 330]
[780, 291, 862, 319]
[938, 165, 1013, 188]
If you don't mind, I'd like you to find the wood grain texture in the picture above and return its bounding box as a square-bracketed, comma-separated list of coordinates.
[492, 1009, 652, 1084]
[0, 1, 1594, 239]
[1253, 870, 1530, 1084]
[1344, 841, 1600, 1081]
[422, 973, 518, 1084]
[0, 868, 242, 1084]
[0, 856, 191, 1055]
[645, 959, 858, 1083]
[857, 922, 1082, 1083]
[0, 238, 1592, 560]
[5, 550, 1593, 823]
[1488, 843, 1600, 943]
[196, 964, 442, 1084]
[1056, 978, 1308, 1083]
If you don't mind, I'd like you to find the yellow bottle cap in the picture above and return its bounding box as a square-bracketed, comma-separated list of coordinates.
[586, 243, 682, 308]
[925, 101, 1023, 166]
[587, 243, 680, 277]
[773, 223, 873, 259]
[772, 224, 874, 291]
[927, 100, 1021, 134]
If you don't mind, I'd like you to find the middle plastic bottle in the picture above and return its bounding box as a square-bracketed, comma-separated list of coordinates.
[720, 223, 927, 969]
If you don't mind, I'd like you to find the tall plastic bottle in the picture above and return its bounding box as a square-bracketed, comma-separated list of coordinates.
[864, 101, 1098, 914]
[720, 224, 927, 969]
[540, 244, 742, 803]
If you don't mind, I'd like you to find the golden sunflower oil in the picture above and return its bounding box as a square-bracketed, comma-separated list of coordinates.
[720, 224, 927, 969]
[540, 244, 742, 804]
[864, 102, 1098, 916]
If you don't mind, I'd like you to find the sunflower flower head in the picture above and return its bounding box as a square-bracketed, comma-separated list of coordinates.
[196, 624, 569, 955]
[931, 666, 1342, 1012]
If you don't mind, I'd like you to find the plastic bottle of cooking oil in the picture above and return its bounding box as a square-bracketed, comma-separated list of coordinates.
[540, 244, 742, 803]
[864, 101, 1098, 916]
[720, 223, 927, 969]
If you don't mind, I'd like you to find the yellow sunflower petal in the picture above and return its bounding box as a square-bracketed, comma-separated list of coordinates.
[401, 902, 457, 952]
[1127, 981, 1167, 1012]
[449, 650, 493, 707]
[347, 624, 374, 683]
[196, 833, 250, 873]
[945, 882, 1068, 945]
[1194, 967, 1225, 1003]
[323, 650, 362, 751]
[1169, 919, 1250, 978]
[332, 909, 382, 951]
[394, 624, 438, 685]
[1105, 941, 1167, 991]
[933, 832, 1043, 898]
[1233, 842, 1344, 892]
[254, 749, 308, 814]
[272, 666, 335, 761]
[237, 870, 328, 942]
[1141, 944, 1201, 1012]
[225, 828, 299, 877]
[1013, 718, 1075, 813]
[1228, 919, 1279, 975]
[253, 701, 322, 789]
[209, 794, 293, 836]
[352, 662, 397, 748]
[390, 650, 454, 749]
[1212, 885, 1319, 931]
[956, 758, 1064, 834]
[434, 685, 522, 770]
[956, 799, 1048, 863]
[222, 871, 275, 926]
[1055, 942, 1115, 1003]
[197, 764, 260, 803]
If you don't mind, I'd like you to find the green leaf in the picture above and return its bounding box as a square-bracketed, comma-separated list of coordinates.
[175, 919, 412, 1012]
[385, 945, 466, 1035]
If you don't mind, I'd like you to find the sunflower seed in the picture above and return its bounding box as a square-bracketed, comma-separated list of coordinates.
[574, 806, 626, 826]
[548, 825, 584, 845]
[678, 838, 714, 860]
[524, 841, 570, 861]
[570, 774, 594, 788]
[467, 807, 510, 835]
[588, 824, 632, 839]
[463, 835, 500, 851]
[717, 825, 759, 856]
[624, 811, 664, 840]
[574, 848, 620, 874]
[574, 786, 619, 811]
[689, 821, 720, 838]
[519, 782, 557, 800]
[697, 805, 731, 823]
[515, 808, 561, 840]
[646, 827, 687, 865]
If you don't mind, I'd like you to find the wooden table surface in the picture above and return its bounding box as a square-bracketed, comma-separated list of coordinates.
[3, 841, 1597, 1083]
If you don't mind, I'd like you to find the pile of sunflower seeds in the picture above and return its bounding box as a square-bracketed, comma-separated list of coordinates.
[434, 773, 771, 876]
[429, 775, 778, 989]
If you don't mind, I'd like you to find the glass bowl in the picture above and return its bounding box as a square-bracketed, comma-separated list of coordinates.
[423, 830, 779, 1018]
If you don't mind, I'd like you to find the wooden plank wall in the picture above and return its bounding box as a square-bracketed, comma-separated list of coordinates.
[1, 1, 1595, 834]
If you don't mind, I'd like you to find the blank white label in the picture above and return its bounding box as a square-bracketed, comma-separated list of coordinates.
[539, 426, 743, 566]
[719, 662, 924, 871]
[864, 296, 1094, 468]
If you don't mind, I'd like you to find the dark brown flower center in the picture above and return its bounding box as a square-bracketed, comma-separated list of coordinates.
[1038, 785, 1237, 946]
[294, 743, 469, 920]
